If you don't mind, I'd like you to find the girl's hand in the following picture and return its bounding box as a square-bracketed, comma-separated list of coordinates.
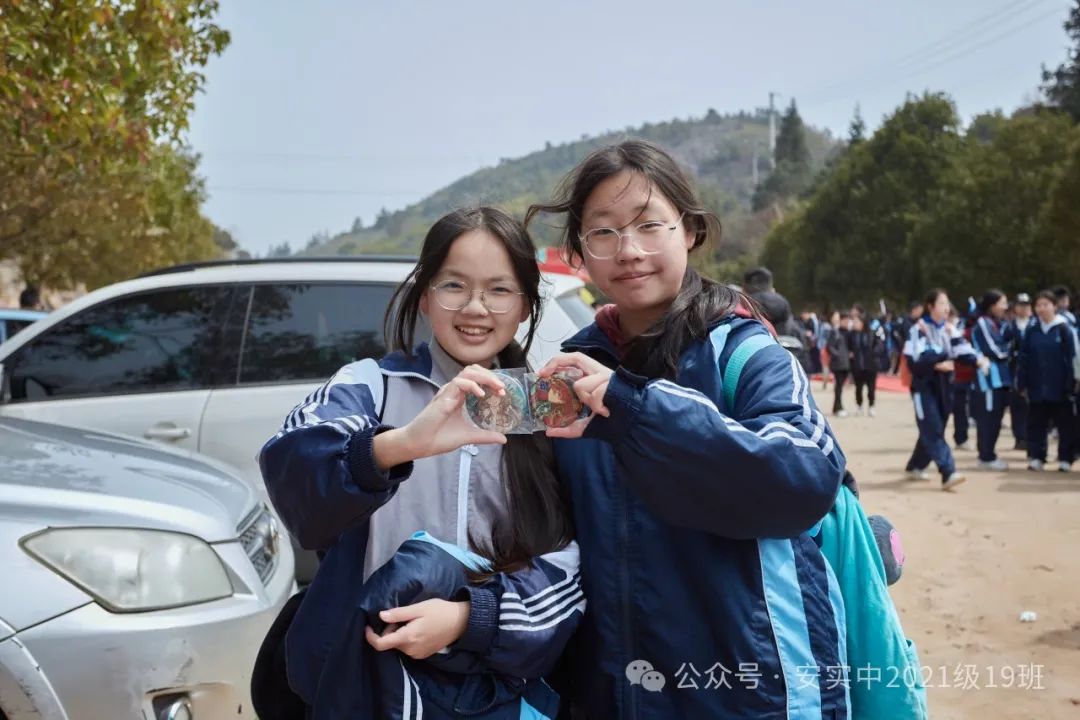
[364, 599, 470, 660]
[374, 366, 507, 469]
[537, 353, 614, 439]
[934, 360, 955, 373]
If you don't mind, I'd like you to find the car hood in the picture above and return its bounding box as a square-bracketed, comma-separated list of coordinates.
[0, 418, 260, 636]
[0, 417, 257, 542]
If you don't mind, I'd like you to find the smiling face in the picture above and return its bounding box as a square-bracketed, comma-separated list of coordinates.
[578, 171, 694, 334]
[419, 229, 529, 367]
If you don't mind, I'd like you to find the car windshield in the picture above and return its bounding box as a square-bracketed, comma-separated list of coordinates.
[556, 289, 596, 330]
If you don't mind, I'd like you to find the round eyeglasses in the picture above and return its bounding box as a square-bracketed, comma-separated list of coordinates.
[429, 281, 524, 314]
[579, 213, 686, 260]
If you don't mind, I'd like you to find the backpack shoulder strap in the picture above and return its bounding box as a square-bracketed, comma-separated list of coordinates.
[720, 333, 775, 413]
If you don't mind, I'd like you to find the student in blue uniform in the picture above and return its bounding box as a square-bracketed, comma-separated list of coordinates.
[1017, 291, 1078, 473]
[254, 208, 582, 719]
[903, 289, 989, 491]
[526, 140, 852, 719]
[1053, 285, 1077, 327]
[1008, 294, 1034, 450]
[971, 290, 1015, 471]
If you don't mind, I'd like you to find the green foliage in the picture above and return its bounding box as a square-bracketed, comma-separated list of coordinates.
[763, 91, 1080, 311]
[15, 145, 218, 289]
[302, 110, 838, 279]
[1035, 131, 1080, 285]
[910, 110, 1078, 297]
[753, 100, 814, 212]
[763, 93, 963, 309]
[0, 0, 229, 287]
[848, 105, 866, 146]
[1041, 0, 1080, 122]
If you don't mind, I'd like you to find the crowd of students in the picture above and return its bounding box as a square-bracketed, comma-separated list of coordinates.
[797, 287, 1080, 491]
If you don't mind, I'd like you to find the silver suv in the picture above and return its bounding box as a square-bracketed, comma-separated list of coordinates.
[0, 257, 594, 580]
[0, 416, 294, 719]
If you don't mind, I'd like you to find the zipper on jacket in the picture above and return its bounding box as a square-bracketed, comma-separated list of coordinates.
[456, 444, 478, 547]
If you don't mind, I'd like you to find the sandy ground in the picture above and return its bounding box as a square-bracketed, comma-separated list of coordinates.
[818, 382, 1080, 719]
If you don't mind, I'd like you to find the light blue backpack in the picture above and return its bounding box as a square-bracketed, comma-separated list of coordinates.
[720, 330, 929, 720]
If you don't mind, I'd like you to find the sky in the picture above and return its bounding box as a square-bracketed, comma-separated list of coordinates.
[187, 0, 1074, 256]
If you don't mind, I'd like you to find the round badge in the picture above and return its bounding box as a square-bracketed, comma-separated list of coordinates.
[530, 369, 584, 428]
[466, 373, 527, 432]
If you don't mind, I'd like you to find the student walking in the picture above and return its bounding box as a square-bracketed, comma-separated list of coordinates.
[850, 313, 882, 417]
[903, 289, 988, 491]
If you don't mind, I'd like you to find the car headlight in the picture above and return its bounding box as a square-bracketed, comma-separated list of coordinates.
[21, 527, 233, 613]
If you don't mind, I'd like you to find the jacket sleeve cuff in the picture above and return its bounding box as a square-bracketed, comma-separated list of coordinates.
[347, 425, 413, 493]
[583, 367, 644, 445]
[453, 585, 499, 654]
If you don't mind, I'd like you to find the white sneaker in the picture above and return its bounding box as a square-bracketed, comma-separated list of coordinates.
[855, 406, 864, 416]
[868, 407, 876, 418]
[977, 459, 1009, 471]
[905, 469, 929, 481]
[1028, 459, 1044, 472]
[1058, 462, 1072, 473]
[955, 442, 974, 451]
[835, 410, 849, 418]
[942, 473, 967, 491]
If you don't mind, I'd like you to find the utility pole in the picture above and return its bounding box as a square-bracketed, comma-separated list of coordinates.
[768, 92, 778, 170]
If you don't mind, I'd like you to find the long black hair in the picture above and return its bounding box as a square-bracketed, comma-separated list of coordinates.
[383, 207, 572, 573]
[526, 139, 762, 378]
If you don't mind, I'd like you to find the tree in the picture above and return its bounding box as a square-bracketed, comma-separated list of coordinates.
[214, 227, 238, 253]
[909, 111, 1077, 295]
[350, 216, 365, 233]
[0, 0, 229, 286]
[848, 105, 866, 146]
[1035, 130, 1080, 286]
[761, 93, 963, 308]
[267, 242, 292, 258]
[1041, 0, 1080, 122]
[15, 145, 219, 288]
[753, 100, 813, 211]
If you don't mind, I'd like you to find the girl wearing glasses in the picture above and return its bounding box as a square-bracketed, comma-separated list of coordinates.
[256, 207, 580, 718]
[526, 140, 854, 719]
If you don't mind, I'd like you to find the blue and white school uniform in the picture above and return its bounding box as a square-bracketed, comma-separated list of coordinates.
[902, 319, 978, 481]
[971, 315, 1015, 463]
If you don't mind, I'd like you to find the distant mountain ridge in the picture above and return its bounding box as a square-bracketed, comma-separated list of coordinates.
[300, 108, 838, 265]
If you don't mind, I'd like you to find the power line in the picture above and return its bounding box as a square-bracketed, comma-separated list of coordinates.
[802, 0, 1064, 105]
[900, 5, 1065, 79]
[890, 0, 1051, 69]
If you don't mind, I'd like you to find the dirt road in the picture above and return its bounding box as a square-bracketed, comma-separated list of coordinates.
[819, 383, 1080, 718]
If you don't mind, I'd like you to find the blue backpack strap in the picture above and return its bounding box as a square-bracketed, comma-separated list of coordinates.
[720, 333, 775, 413]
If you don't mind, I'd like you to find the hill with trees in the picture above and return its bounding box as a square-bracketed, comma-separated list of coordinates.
[301, 108, 838, 278]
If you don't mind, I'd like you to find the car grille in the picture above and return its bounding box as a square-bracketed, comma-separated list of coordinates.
[238, 506, 280, 584]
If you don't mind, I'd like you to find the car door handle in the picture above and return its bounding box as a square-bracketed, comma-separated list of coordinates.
[144, 425, 192, 441]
